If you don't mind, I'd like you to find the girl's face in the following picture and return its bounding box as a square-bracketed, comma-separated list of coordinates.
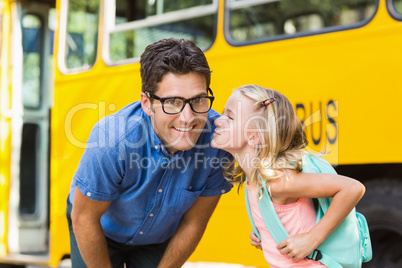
[211, 91, 259, 154]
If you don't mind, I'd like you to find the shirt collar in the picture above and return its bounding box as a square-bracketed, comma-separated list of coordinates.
[144, 113, 163, 151]
[144, 113, 182, 158]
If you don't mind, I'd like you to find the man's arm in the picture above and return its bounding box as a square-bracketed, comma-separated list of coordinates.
[71, 186, 112, 268]
[157, 195, 221, 268]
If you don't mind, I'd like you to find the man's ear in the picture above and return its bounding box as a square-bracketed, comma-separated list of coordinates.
[140, 92, 152, 116]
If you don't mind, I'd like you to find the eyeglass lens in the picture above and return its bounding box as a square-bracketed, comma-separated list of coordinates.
[163, 97, 212, 114]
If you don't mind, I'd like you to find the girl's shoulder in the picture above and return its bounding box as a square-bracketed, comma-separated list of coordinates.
[268, 170, 308, 204]
[267, 169, 296, 200]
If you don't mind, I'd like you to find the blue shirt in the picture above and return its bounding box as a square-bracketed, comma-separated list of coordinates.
[69, 101, 233, 245]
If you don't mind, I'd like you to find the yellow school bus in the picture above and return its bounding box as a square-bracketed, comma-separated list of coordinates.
[1, 0, 401, 267]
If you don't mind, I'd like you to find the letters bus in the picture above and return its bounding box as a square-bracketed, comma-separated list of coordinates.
[0, 0, 401, 267]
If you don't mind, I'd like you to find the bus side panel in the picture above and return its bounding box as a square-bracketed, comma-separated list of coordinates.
[0, 0, 12, 258]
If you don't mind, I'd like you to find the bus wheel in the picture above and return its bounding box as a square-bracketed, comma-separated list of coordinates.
[357, 179, 402, 268]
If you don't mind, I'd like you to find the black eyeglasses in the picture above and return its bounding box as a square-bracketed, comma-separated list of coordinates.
[145, 88, 215, 115]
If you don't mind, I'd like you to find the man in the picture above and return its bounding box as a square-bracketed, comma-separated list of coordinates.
[67, 38, 233, 268]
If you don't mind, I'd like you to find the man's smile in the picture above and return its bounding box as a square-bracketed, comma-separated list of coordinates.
[173, 126, 195, 132]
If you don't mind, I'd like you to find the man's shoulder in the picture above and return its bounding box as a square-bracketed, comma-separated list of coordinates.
[207, 109, 221, 123]
[94, 101, 150, 144]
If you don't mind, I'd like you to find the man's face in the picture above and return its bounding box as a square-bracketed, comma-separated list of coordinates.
[141, 72, 209, 155]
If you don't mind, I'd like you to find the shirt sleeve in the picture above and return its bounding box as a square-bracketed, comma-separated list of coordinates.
[200, 149, 233, 197]
[73, 123, 125, 202]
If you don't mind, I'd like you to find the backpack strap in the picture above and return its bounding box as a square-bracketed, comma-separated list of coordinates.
[307, 250, 343, 268]
[244, 180, 261, 241]
[245, 179, 290, 243]
[257, 180, 290, 243]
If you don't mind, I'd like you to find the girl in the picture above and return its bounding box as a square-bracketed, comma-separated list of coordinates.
[211, 85, 365, 267]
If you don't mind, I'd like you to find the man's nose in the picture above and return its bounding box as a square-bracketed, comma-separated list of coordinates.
[179, 103, 195, 121]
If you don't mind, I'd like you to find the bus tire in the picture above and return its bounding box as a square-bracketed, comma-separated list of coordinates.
[0, 264, 25, 268]
[357, 178, 402, 268]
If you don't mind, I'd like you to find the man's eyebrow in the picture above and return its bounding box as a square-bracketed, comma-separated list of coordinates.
[192, 91, 209, 97]
[164, 91, 209, 99]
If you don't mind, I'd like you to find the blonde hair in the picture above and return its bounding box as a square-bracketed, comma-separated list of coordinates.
[224, 85, 308, 193]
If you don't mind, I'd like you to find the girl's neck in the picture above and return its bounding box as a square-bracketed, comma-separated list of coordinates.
[233, 148, 259, 179]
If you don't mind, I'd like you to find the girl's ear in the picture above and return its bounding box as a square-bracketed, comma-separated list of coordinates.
[140, 92, 152, 116]
[248, 132, 261, 147]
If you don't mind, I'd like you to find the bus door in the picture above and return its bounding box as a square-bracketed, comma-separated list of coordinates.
[7, 1, 53, 254]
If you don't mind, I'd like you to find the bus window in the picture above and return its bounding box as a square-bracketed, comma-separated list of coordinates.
[63, 0, 99, 70]
[106, 0, 217, 63]
[22, 14, 42, 109]
[227, 0, 377, 44]
[392, 0, 402, 14]
[19, 123, 39, 215]
[284, 14, 324, 34]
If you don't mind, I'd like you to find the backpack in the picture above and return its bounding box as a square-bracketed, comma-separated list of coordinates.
[245, 154, 372, 268]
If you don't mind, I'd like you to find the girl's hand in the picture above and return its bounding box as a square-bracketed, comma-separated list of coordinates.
[250, 230, 262, 250]
[276, 232, 318, 261]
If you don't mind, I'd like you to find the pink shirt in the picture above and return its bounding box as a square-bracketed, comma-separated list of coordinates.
[247, 183, 326, 268]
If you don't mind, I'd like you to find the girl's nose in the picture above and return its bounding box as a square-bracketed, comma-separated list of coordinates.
[215, 116, 224, 127]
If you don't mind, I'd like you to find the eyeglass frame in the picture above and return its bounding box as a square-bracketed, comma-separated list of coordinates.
[145, 88, 215, 115]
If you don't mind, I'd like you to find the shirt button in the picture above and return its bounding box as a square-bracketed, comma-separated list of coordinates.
[139, 231, 144, 235]
[188, 186, 192, 190]
[86, 192, 91, 197]
[155, 145, 158, 150]
[129, 241, 133, 244]
[149, 213, 154, 217]
[221, 189, 226, 194]
[158, 189, 163, 193]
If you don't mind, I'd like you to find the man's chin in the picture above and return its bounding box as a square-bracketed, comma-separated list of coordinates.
[164, 132, 203, 153]
[166, 141, 198, 154]
[177, 143, 197, 152]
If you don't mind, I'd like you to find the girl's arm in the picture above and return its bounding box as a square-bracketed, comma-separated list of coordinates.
[272, 170, 365, 261]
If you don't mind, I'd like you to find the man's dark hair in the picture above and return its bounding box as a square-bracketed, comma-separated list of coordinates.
[140, 38, 211, 93]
